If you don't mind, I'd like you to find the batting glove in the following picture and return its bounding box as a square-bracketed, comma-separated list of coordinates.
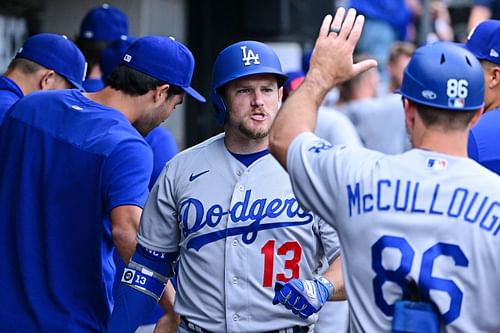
[272, 276, 334, 319]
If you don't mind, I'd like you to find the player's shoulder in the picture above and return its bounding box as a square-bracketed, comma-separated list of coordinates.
[471, 108, 500, 136]
[163, 132, 224, 169]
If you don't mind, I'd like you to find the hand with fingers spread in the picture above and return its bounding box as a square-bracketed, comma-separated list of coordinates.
[272, 277, 335, 319]
[306, 7, 378, 92]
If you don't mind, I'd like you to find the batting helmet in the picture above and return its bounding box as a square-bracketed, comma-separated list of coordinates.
[210, 41, 287, 124]
[399, 41, 484, 111]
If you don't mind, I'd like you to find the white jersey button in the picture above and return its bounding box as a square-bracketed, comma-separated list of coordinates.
[233, 313, 240, 321]
[236, 170, 242, 176]
[232, 276, 238, 283]
[232, 239, 238, 246]
[238, 185, 244, 191]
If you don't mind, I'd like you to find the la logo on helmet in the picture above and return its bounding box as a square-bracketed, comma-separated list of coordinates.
[240, 46, 260, 66]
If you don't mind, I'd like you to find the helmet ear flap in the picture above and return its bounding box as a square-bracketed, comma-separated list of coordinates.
[211, 90, 227, 125]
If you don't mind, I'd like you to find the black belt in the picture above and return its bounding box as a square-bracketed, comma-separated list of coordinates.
[180, 316, 309, 333]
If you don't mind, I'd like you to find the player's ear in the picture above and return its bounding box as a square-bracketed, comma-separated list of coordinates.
[488, 65, 500, 88]
[39, 70, 57, 90]
[153, 84, 170, 104]
[469, 107, 484, 128]
[403, 97, 416, 129]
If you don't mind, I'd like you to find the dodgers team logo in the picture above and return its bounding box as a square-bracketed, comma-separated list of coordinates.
[179, 190, 313, 251]
[308, 142, 333, 153]
[241, 46, 260, 66]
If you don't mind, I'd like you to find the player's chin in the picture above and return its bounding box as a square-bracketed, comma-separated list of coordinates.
[240, 123, 271, 139]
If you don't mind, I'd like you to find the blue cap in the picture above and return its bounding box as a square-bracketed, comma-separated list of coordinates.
[16, 33, 87, 91]
[122, 36, 206, 102]
[100, 35, 138, 81]
[465, 20, 500, 65]
[79, 4, 128, 42]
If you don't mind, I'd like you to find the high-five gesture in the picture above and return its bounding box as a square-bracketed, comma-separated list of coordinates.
[269, 8, 377, 169]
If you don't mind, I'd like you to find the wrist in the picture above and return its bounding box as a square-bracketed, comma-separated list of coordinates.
[316, 276, 335, 301]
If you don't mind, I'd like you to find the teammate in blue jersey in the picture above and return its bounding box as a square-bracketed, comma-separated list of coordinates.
[0, 36, 205, 333]
[107, 40, 345, 333]
[463, 19, 500, 175]
[0, 33, 86, 125]
[100, 36, 180, 187]
[270, 8, 500, 332]
[101, 36, 180, 332]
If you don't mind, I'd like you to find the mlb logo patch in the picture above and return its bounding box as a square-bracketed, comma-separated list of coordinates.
[448, 98, 465, 108]
[426, 157, 447, 170]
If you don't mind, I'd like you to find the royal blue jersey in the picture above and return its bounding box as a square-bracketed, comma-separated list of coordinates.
[468, 108, 500, 175]
[0, 89, 153, 332]
[0, 75, 23, 125]
[146, 126, 178, 189]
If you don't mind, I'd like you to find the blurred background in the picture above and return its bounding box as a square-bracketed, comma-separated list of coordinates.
[0, 0, 479, 149]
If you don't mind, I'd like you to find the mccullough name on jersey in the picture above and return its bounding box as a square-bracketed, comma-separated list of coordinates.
[179, 189, 314, 251]
[347, 179, 500, 237]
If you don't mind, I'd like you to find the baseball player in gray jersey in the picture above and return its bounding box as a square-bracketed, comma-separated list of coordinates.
[270, 7, 500, 333]
[107, 40, 345, 333]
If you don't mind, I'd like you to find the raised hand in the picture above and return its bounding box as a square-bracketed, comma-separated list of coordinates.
[307, 8, 378, 92]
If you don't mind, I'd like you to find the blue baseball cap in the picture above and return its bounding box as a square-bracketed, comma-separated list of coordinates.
[122, 36, 206, 102]
[79, 4, 128, 42]
[100, 35, 138, 81]
[465, 19, 500, 65]
[16, 33, 87, 91]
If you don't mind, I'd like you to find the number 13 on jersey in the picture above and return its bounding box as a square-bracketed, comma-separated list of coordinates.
[261, 240, 302, 287]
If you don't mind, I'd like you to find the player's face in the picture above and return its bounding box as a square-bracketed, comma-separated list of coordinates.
[135, 91, 184, 136]
[224, 74, 282, 140]
[388, 54, 411, 88]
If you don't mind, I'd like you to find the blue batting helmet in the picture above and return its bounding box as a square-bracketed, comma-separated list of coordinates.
[210, 40, 287, 124]
[399, 41, 484, 111]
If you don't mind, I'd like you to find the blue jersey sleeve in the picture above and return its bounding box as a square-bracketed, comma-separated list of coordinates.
[467, 130, 479, 161]
[102, 138, 154, 213]
[145, 127, 178, 189]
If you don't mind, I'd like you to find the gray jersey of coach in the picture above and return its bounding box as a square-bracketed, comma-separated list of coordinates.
[138, 133, 340, 333]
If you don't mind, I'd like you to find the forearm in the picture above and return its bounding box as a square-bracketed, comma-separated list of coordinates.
[321, 255, 346, 301]
[468, 5, 491, 31]
[269, 77, 326, 168]
[111, 205, 142, 263]
[153, 282, 180, 332]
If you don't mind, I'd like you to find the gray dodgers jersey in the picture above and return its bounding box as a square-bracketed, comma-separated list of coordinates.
[287, 132, 500, 332]
[138, 133, 340, 333]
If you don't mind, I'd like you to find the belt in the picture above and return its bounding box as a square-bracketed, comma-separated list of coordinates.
[180, 316, 310, 333]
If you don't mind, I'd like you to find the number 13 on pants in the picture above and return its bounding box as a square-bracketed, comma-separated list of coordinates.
[261, 240, 302, 287]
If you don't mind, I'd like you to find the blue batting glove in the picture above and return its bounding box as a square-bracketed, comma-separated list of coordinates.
[272, 277, 334, 319]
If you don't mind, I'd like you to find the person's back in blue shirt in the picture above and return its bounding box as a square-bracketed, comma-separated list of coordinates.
[468, 108, 500, 174]
[0, 89, 152, 332]
[0, 76, 24, 124]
